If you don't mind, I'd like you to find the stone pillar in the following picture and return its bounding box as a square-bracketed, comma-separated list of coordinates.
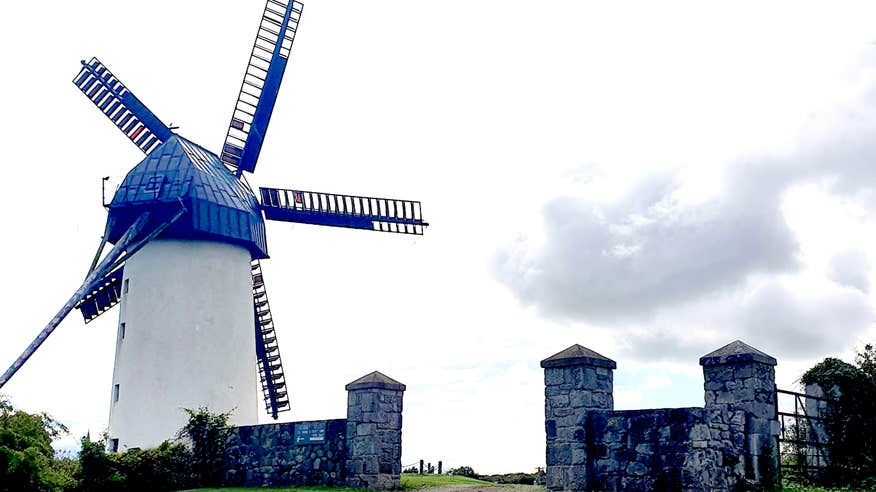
[542, 344, 616, 491]
[700, 340, 778, 486]
[804, 383, 830, 473]
[345, 371, 405, 490]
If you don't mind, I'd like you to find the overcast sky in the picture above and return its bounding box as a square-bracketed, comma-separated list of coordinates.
[2, 0, 876, 475]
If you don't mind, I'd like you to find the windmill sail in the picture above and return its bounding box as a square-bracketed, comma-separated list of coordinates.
[251, 260, 290, 419]
[76, 267, 125, 323]
[0, 213, 150, 389]
[221, 0, 304, 175]
[260, 187, 428, 235]
[73, 58, 173, 154]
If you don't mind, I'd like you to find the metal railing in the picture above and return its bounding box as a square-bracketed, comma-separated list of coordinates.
[776, 388, 831, 481]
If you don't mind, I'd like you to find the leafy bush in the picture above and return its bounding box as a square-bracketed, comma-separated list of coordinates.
[446, 465, 477, 478]
[78, 434, 124, 492]
[480, 472, 538, 485]
[77, 407, 231, 491]
[176, 407, 232, 488]
[801, 344, 876, 486]
[1, 399, 232, 491]
[114, 441, 194, 491]
[77, 434, 195, 491]
[0, 396, 73, 492]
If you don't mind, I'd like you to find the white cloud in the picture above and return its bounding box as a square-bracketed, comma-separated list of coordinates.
[827, 249, 871, 293]
[494, 67, 876, 364]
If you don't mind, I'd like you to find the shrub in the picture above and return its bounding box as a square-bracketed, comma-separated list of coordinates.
[78, 407, 232, 491]
[447, 465, 477, 478]
[77, 434, 123, 492]
[113, 441, 194, 491]
[176, 407, 232, 487]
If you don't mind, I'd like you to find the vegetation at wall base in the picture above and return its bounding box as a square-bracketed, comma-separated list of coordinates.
[177, 407, 233, 488]
[782, 483, 876, 492]
[1, 397, 239, 492]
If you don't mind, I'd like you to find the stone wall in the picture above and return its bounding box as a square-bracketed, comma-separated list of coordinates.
[584, 407, 747, 491]
[224, 419, 347, 487]
[543, 340, 779, 492]
[222, 370, 405, 490]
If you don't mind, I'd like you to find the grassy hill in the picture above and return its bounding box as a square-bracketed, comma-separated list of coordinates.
[401, 473, 495, 489]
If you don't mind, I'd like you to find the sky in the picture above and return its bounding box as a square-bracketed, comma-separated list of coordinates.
[2, 0, 876, 475]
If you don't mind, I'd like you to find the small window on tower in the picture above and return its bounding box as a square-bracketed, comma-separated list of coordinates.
[119, 323, 126, 340]
[113, 384, 120, 402]
[123, 279, 129, 295]
[110, 439, 119, 453]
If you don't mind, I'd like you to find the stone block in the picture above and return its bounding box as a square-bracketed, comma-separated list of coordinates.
[731, 388, 756, 402]
[549, 394, 571, 409]
[607, 416, 627, 433]
[347, 406, 363, 422]
[546, 467, 565, 489]
[582, 367, 598, 386]
[690, 424, 711, 441]
[730, 411, 745, 426]
[566, 465, 588, 490]
[553, 407, 573, 418]
[357, 423, 376, 436]
[627, 461, 647, 475]
[569, 391, 592, 408]
[734, 364, 753, 379]
[547, 443, 571, 465]
[545, 419, 557, 439]
[545, 386, 563, 397]
[545, 368, 565, 386]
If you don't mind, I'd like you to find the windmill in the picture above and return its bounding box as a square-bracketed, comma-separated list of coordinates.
[0, 0, 427, 451]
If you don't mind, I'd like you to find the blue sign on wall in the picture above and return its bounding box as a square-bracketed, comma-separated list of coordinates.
[294, 421, 326, 444]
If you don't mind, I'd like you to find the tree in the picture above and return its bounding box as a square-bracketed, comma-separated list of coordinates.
[176, 407, 232, 487]
[0, 396, 70, 492]
[801, 344, 876, 485]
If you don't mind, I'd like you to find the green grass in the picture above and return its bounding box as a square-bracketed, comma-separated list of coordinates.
[401, 473, 495, 489]
[782, 485, 873, 492]
[177, 487, 361, 492]
[177, 475, 495, 492]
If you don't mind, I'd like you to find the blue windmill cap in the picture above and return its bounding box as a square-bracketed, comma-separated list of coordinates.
[105, 135, 268, 259]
